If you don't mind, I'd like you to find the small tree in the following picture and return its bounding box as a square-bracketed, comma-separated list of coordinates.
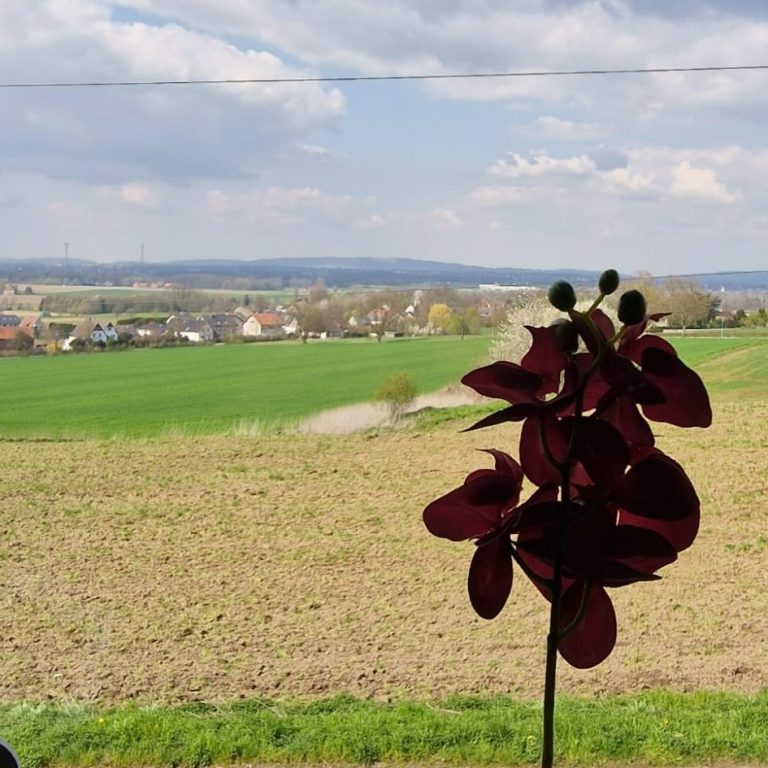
[427, 303, 452, 334]
[448, 308, 481, 339]
[375, 372, 417, 421]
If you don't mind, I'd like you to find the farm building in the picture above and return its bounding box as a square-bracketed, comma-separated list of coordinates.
[243, 312, 286, 339]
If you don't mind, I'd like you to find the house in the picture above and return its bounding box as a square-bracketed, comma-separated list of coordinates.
[0, 326, 33, 351]
[18, 315, 42, 334]
[18, 315, 49, 348]
[164, 313, 215, 343]
[242, 312, 286, 339]
[63, 319, 119, 349]
[233, 305, 254, 322]
[136, 321, 167, 340]
[177, 319, 214, 343]
[366, 307, 389, 326]
[206, 313, 244, 341]
[282, 315, 300, 336]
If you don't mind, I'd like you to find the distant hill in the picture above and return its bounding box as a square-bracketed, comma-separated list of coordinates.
[0, 256, 766, 291]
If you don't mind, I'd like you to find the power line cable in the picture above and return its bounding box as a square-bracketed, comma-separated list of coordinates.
[2, 63, 768, 89]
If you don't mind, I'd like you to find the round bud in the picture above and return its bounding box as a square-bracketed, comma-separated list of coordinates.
[547, 280, 577, 311]
[598, 269, 620, 295]
[617, 289, 647, 326]
[550, 318, 579, 353]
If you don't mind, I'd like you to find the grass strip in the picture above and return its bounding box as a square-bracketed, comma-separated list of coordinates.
[2, 691, 768, 767]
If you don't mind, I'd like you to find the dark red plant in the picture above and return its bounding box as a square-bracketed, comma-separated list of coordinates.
[423, 271, 711, 768]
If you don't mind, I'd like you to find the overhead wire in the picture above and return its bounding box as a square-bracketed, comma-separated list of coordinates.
[1, 63, 768, 89]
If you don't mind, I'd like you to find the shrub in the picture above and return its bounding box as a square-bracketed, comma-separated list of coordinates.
[374, 372, 417, 421]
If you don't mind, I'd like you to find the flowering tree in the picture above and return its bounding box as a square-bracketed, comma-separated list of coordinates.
[423, 271, 711, 768]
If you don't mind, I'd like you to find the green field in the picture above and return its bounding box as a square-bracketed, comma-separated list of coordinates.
[0, 334, 765, 439]
[0, 336, 492, 438]
[670, 336, 768, 395]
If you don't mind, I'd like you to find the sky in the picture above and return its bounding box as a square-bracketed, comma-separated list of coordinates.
[2, 1, 768, 274]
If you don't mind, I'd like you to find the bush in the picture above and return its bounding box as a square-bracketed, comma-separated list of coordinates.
[374, 372, 417, 421]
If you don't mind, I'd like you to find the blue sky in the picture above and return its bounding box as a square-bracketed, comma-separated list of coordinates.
[1, 0, 768, 274]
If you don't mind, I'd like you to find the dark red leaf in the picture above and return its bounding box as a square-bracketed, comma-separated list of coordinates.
[569, 311, 602, 356]
[521, 325, 570, 397]
[615, 454, 699, 521]
[618, 508, 699, 553]
[600, 561, 662, 586]
[609, 525, 677, 575]
[423, 473, 521, 541]
[599, 398, 655, 456]
[600, 354, 665, 405]
[592, 308, 616, 342]
[468, 537, 513, 619]
[481, 449, 524, 484]
[462, 362, 541, 403]
[570, 417, 629, 490]
[620, 322, 675, 356]
[463, 404, 536, 432]
[514, 500, 563, 530]
[519, 414, 568, 487]
[640, 348, 713, 428]
[558, 583, 617, 669]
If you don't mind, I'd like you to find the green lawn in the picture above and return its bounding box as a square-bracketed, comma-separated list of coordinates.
[3, 692, 768, 767]
[670, 336, 768, 395]
[0, 336, 492, 438]
[0, 334, 763, 439]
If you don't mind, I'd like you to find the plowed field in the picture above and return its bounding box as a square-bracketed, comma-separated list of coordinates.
[1, 393, 766, 705]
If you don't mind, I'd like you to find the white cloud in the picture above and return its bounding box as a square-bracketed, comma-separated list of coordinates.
[488, 152, 595, 179]
[122, 0, 768, 120]
[469, 185, 560, 206]
[480, 146, 742, 207]
[430, 207, 462, 228]
[207, 185, 366, 224]
[531, 116, 611, 140]
[353, 213, 387, 229]
[669, 161, 738, 204]
[116, 182, 160, 207]
[488, 152, 596, 179]
[0, 3, 345, 183]
[300, 144, 334, 160]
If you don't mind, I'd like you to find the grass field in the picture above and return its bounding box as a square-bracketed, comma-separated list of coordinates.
[0, 333, 765, 439]
[4, 691, 768, 767]
[0, 335, 492, 438]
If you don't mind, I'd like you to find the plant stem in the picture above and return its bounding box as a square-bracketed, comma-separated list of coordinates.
[542, 379, 583, 768]
[541, 475, 567, 768]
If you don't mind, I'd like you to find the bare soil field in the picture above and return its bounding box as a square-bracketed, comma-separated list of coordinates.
[0, 394, 766, 706]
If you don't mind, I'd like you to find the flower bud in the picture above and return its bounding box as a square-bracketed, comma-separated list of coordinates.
[550, 318, 579, 353]
[618, 289, 647, 325]
[598, 269, 620, 295]
[547, 280, 577, 311]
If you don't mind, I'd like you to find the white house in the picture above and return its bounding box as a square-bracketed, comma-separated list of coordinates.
[177, 319, 214, 343]
[63, 319, 119, 350]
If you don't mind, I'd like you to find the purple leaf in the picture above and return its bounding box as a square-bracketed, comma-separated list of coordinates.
[558, 583, 617, 669]
[468, 537, 513, 619]
[641, 347, 713, 428]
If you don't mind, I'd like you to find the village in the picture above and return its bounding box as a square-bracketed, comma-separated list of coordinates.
[0, 282, 512, 355]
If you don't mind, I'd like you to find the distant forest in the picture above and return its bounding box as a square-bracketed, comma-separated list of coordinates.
[1, 257, 767, 291]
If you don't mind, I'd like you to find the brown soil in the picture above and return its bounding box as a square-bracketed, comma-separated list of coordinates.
[0, 395, 766, 705]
